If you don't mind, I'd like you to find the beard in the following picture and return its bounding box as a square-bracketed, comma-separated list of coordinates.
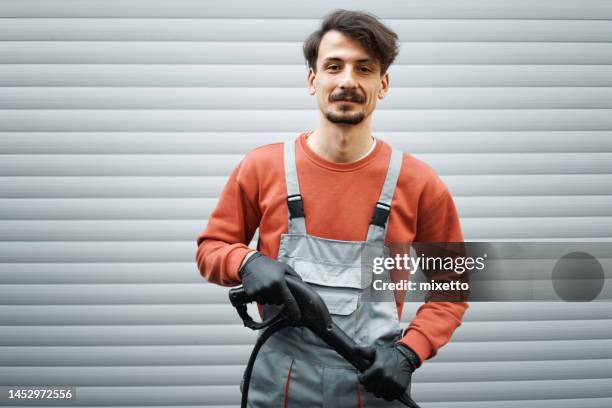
[325, 109, 366, 125]
[325, 89, 367, 125]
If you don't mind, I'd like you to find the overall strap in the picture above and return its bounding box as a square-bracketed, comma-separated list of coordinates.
[283, 140, 306, 234]
[366, 148, 404, 242]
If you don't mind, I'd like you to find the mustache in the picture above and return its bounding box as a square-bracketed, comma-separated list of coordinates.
[329, 90, 365, 103]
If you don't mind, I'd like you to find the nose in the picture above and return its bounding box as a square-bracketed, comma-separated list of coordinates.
[338, 66, 358, 89]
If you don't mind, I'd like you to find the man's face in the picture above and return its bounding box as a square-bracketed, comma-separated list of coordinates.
[308, 30, 389, 125]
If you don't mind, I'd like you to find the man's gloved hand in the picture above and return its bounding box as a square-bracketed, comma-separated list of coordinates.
[357, 343, 421, 402]
[238, 252, 301, 305]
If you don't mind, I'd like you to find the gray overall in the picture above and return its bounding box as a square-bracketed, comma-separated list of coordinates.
[246, 140, 407, 407]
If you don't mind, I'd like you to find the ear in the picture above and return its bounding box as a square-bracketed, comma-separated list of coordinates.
[378, 71, 389, 100]
[307, 67, 316, 95]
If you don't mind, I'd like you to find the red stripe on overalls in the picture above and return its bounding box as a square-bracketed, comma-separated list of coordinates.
[357, 381, 362, 408]
[283, 359, 295, 408]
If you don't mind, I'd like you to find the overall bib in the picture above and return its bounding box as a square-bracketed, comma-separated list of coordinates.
[246, 140, 407, 407]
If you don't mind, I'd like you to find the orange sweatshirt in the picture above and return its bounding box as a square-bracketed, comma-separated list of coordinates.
[196, 133, 468, 364]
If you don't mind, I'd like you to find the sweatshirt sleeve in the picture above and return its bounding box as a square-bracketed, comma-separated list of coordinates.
[399, 187, 469, 365]
[195, 159, 261, 286]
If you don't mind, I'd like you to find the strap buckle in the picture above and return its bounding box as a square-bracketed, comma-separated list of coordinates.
[287, 194, 305, 219]
[370, 202, 390, 227]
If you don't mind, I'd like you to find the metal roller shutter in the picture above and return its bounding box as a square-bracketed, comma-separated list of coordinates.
[1, 1, 611, 407]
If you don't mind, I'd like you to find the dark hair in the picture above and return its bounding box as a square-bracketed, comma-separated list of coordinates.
[303, 9, 399, 75]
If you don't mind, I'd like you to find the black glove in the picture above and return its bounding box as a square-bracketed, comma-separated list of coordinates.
[238, 252, 301, 306]
[358, 343, 420, 402]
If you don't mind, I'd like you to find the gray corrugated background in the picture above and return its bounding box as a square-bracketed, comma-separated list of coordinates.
[1, 0, 611, 407]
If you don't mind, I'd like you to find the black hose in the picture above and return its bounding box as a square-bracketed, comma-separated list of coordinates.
[240, 318, 290, 408]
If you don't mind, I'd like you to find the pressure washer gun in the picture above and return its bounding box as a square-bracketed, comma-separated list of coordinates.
[229, 275, 421, 408]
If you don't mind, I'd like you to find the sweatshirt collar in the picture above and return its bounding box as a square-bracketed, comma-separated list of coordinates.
[297, 131, 384, 172]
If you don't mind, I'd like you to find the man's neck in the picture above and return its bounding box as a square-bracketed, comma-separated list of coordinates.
[307, 120, 374, 163]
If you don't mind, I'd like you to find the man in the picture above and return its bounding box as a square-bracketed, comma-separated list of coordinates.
[196, 9, 468, 407]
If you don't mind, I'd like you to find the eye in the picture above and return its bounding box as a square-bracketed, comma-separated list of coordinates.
[327, 64, 339, 71]
[359, 66, 372, 73]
